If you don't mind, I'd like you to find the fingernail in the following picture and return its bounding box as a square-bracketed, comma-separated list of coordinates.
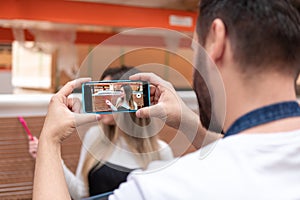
[136, 110, 141, 118]
[96, 115, 102, 121]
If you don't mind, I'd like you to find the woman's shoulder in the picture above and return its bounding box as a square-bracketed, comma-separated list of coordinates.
[157, 139, 174, 160]
[82, 125, 106, 145]
[157, 139, 169, 148]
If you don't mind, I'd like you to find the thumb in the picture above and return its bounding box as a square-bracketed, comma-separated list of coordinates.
[136, 104, 167, 120]
[74, 113, 102, 127]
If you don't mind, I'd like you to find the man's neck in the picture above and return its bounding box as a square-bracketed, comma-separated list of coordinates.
[223, 72, 297, 132]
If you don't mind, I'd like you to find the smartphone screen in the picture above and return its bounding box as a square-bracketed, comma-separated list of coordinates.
[82, 80, 150, 114]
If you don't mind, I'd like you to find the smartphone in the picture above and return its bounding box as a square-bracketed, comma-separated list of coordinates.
[82, 80, 150, 114]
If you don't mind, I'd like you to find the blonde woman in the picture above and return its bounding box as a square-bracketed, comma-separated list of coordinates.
[29, 66, 173, 199]
[115, 84, 138, 110]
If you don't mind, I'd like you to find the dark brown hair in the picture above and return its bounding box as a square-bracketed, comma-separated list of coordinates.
[197, 0, 300, 76]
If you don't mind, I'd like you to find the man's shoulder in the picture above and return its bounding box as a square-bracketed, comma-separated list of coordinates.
[126, 142, 232, 199]
[127, 131, 300, 199]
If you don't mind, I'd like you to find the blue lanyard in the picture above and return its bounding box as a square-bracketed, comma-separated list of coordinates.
[224, 101, 300, 138]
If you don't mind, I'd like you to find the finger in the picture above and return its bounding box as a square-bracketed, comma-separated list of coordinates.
[33, 136, 38, 141]
[136, 103, 166, 120]
[130, 73, 164, 86]
[32, 152, 37, 159]
[29, 143, 38, 148]
[150, 96, 155, 104]
[29, 148, 37, 154]
[74, 113, 102, 127]
[29, 140, 38, 146]
[29, 147, 38, 153]
[68, 98, 81, 113]
[58, 78, 91, 97]
[149, 85, 156, 96]
[154, 88, 161, 103]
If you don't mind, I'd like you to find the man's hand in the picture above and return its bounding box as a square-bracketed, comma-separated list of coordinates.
[33, 78, 101, 200]
[130, 73, 221, 149]
[41, 78, 101, 144]
[130, 73, 198, 130]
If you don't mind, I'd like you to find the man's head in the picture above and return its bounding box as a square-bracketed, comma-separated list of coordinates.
[193, 0, 300, 131]
[197, 0, 300, 75]
[291, 0, 300, 15]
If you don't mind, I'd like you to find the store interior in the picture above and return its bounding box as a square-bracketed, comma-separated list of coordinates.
[0, 1, 299, 199]
[0, 1, 201, 199]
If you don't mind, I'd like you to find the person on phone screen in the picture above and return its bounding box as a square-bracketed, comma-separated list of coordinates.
[29, 65, 173, 200]
[115, 84, 138, 111]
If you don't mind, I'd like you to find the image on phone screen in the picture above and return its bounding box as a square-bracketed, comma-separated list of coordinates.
[82, 81, 150, 114]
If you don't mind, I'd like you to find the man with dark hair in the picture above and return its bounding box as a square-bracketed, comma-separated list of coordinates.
[292, 0, 300, 11]
[195, 0, 300, 131]
[33, 0, 300, 199]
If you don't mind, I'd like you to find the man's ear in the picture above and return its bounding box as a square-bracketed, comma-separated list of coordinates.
[206, 18, 226, 64]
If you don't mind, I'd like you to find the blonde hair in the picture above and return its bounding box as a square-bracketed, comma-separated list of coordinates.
[82, 113, 161, 186]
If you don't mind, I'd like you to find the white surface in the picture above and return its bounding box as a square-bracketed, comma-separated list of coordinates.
[0, 71, 13, 94]
[169, 15, 193, 27]
[0, 91, 198, 117]
[0, 93, 81, 117]
[0, 94, 53, 117]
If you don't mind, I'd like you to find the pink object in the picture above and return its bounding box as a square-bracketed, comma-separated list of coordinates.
[18, 116, 34, 141]
[105, 99, 112, 105]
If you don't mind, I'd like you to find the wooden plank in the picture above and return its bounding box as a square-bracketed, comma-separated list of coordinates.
[0, 116, 81, 199]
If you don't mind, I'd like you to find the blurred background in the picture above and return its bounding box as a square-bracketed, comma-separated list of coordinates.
[0, 1, 299, 199]
[0, 0, 201, 94]
[0, 1, 201, 199]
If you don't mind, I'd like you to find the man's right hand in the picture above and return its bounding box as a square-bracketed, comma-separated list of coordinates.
[130, 73, 221, 149]
[130, 73, 198, 130]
